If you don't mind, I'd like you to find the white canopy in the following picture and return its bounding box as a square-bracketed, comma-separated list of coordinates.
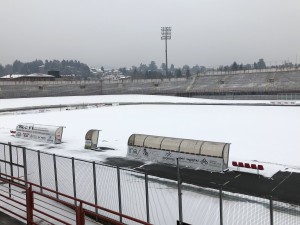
[128, 134, 230, 163]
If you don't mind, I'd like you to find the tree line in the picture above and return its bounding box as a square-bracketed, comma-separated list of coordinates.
[218, 59, 267, 72]
[0, 59, 90, 77]
[117, 59, 267, 79]
[1, 58, 299, 79]
[117, 61, 206, 79]
[116, 58, 300, 79]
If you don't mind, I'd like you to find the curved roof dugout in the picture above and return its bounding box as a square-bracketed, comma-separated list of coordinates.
[128, 134, 230, 164]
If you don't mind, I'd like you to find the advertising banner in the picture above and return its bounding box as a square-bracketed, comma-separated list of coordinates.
[127, 146, 224, 172]
[15, 123, 64, 144]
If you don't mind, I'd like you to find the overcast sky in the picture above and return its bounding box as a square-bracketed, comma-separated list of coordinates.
[0, 0, 299, 69]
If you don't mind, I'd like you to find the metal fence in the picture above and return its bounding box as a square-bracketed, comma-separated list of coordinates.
[0, 142, 300, 225]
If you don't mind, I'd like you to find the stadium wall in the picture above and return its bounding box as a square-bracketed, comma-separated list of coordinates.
[1, 71, 300, 99]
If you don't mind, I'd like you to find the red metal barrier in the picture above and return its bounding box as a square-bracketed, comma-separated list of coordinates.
[0, 173, 152, 225]
[26, 185, 34, 224]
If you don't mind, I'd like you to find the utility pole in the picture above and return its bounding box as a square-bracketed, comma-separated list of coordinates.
[161, 27, 171, 77]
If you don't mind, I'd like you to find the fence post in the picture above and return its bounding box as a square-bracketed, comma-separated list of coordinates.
[219, 187, 223, 225]
[72, 157, 77, 205]
[8, 143, 13, 176]
[0, 144, 1, 177]
[37, 150, 43, 193]
[145, 172, 150, 223]
[76, 202, 85, 225]
[8, 143, 13, 197]
[177, 158, 183, 225]
[116, 166, 122, 223]
[270, 196, 274, 225]
[23, 147, 28, 187]
[93, 161, 99, 215]
[26, 184, 34, 224]
[53, 154, 59, 199]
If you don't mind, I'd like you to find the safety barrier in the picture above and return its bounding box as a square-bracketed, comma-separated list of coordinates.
[0, 173, 152, 225]
[1, 142, 300, 225]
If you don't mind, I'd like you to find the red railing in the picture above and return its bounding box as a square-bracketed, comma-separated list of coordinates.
[0, 173, 152, 225]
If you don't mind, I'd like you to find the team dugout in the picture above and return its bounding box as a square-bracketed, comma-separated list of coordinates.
[128, 134, 230, 170]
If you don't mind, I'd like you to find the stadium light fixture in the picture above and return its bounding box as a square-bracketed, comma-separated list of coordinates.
[161, 27, 172, 76]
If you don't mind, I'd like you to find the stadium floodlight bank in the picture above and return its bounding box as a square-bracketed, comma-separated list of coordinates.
[127, 134, 230, 172]
[15, 123, 64, 144]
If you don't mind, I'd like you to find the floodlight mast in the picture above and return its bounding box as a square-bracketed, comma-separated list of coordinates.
[161, 27, 172, 77]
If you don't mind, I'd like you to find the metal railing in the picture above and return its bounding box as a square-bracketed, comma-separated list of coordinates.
[0, 173, 152, 225]
[1, 142, 300, 225]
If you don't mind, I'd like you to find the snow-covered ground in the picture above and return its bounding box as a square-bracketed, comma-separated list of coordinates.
[0, 95, 299, 177]
[0, 94, 297, 110]
[1, 94, 300, 225]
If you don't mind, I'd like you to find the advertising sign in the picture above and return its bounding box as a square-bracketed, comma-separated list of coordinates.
[127, 146, 225, 172]
[15, 123, 64, 144]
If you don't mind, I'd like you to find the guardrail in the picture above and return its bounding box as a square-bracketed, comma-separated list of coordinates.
[1, 142, 300, 225]
[0, 173, 152, 225]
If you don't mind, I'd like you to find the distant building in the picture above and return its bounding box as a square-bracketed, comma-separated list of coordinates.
[0, 73, 55, 81]
[48, 71, 61, 78]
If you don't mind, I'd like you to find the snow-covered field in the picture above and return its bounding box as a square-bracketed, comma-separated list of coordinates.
[1, 95, 300, 177]
[1, 95, 300, 224]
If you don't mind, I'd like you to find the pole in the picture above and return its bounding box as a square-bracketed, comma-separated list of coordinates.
[165, 38, 168, 77]
[161, 27, 171, 77]
[9, 143, 13, 197]
[117, 166, 122, 223]
[26, 184, 34, 224]
[53, 154, 59, 199]
[219, 187, 223, 225]
[93, 161, 99, 216]
[270, 196, 274, 225]
[23, 147, 28, 187]
[145, 172, 150, 223]
[72, 157, 77, 205]
[37, 150, 43, 193]
[177, 158, 183, 225]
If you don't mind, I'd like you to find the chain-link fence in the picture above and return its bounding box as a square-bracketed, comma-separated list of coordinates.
[0, 142, 300, 225]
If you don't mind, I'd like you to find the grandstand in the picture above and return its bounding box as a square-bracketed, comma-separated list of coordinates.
[1, 70, 300, 99]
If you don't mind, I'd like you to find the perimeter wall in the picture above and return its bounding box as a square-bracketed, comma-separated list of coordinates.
[1, 70, 300, 99]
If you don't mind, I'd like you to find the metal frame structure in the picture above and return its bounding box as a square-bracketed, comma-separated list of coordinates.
[161, 27, 171, 76]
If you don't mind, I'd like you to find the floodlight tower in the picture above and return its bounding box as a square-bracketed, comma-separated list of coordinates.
[161, 27, 172, 76]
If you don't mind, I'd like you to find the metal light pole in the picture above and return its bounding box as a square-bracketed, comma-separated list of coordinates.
[161, 27, 171, 77]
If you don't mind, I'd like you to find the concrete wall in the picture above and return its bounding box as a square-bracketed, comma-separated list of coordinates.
[1, 71, 300, 99]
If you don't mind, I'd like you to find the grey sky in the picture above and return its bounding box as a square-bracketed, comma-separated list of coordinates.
[0, 0, 299, 69]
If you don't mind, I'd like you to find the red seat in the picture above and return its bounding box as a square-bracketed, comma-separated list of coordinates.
[238, 162, 244, 167]
[232, 161, 238, 166]
[245, 163, 250, 168]
[251, 164, 257, 169]
[258, 165, 264, 170]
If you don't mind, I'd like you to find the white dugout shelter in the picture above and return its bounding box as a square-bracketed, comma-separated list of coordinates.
[127, 134, 230, 172]
[15, 123, 64, 144]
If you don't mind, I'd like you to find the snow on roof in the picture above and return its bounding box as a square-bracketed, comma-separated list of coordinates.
[1, 74, 26, 79]
[27, 73, 54, 78]
[0, 73, 54, 79]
